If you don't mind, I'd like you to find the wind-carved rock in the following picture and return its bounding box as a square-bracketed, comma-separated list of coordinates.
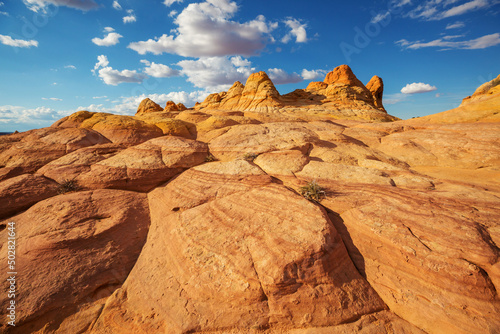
[136, 98, 163, 115]
[366, 75, 385, 111]
[196, 65, 394, 121]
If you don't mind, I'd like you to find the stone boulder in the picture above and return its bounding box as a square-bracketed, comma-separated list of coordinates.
[0, 174, 59, 219]
[0, 128, 111, 181]
[77, 136, 208, 192]
[0, 189, 150, 333]
[91, 161, 386, 333]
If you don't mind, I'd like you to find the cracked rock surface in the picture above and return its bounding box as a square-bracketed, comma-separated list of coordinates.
[0, 73, 499, 333]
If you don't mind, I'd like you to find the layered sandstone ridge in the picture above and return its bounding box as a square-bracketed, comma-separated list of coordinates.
[193, 65, 395, 122]
[0, 73, 499, 334]
[410, 74, 500, 124]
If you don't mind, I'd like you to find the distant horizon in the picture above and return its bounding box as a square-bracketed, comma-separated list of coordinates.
[1, 0, 499, 132]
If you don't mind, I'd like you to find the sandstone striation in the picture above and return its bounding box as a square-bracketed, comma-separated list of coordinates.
[0, 71, 499, 334]
[194, 65, 395, 121]
[136, 98, 163, 115]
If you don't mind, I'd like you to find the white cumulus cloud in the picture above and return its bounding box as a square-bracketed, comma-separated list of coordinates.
[123, 9, 136, 23]
[140, 60, 180, 78]
[177, 56, 256, 91]
[0, 34, 38, 48]
[128, 0, 276, 57]
[301, 69, 327, 81]
[92, 55, 146, 86]
[164, 0, 183, 6]
[112, 0, 122, 10]
[92, 28, 122, 47]
[267, 68, 303, 85]
[401, 82, 438, 94]
[0, 105, 70, 130]
[282, 18, 308, 43]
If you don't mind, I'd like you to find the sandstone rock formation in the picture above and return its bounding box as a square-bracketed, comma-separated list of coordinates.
[0, 190, 150, 333]
[194, 65, 395, 122]
[413, 74, 500, 123]
[0, 72, 499, 334]
[366, 75, 385, 111]
[136, 98, 163, 115]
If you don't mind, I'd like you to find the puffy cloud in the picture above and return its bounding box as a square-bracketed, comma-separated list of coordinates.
[164, 0, 183, 6]
[401, 82, 437, 94]
[267, 68, 302, 85]
[112, 0, 122, 10]
[301, 69, 327, 81]
[92, 28, 122, 46]
[0, 105, 69, 130]
[128, 0, 276, 57]
[396, 33, 500, 50]
[22, 0, 98, 12]
[0, 34, 38, 48]
[92, 55, 146, 86]
[177, 56, 255, 91]
[140, 60, 181, 78]
[446, 21, 465, 29]
[282, 18, 308, 43]
[78, 91, 209, 116]
[123, 9, 136, 23]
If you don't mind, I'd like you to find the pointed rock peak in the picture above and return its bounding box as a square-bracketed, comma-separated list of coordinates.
[226, 81, 245, 98]
[246, 71, 272, 84]
[177, 103, 187, 111]
[243, 71, 280, 97]
[366, 76, 385, 111]
[136, 98, 163, 115]
[324, 64, 365, 88]
[164, 101, 180, 112]
[230, 81, 244, 89]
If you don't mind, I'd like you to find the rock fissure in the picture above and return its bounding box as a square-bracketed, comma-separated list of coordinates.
[403, 225, 433, 252]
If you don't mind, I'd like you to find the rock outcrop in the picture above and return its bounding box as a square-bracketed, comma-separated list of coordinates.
[194, 65, 395, 122]
[136, 98, 163, 115]
[409, 74, 500, 124]
[462, 73, 500, 105]
[366, 75, 385, 111]
[196, 72, 283, 113]
[0, 72, 499, 334]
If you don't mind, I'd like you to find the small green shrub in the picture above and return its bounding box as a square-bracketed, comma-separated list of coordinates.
[243, 153, 259, 161]
[205, 153, 217, 162]
[57, 179, 80, 194]
[299, 180, 325, 202]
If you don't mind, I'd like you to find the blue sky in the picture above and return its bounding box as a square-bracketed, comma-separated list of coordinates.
[0, 0, 499, 132]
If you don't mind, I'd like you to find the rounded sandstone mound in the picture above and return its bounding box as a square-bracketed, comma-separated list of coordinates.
[0, 71, 499, 334]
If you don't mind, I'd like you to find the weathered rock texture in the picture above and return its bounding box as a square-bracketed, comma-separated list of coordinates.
[0, 72, 499, 334]
[0, 190, 150, 333]
[194, 65, 396, 122]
